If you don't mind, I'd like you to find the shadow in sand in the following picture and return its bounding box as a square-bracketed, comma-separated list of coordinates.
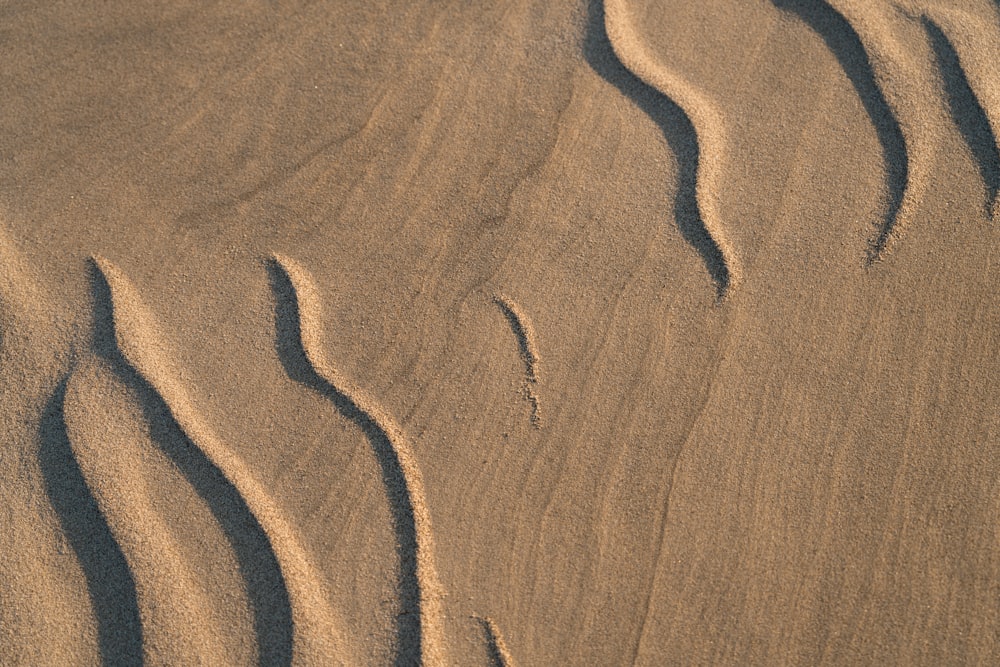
[89, 261, 294, 667]
[771, 0, 909, 259]
[267, 259, 423, 667]
[583, 0, 729, 297]
[39, 376, 145, 666]
[923, 17, 999, 210]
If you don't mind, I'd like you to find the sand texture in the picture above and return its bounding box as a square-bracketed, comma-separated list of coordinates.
[2, 0, 999, 665]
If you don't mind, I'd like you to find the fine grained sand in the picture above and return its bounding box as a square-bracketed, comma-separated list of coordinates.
[2, 1, 999, 664]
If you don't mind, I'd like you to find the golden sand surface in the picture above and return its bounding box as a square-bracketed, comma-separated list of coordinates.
[2, 1, 999, 664]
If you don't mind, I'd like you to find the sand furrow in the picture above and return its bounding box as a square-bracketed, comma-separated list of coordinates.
[602, 0, 737, 298]
[493, 294, 541, 428]
[268, 254, 446, 667]
[91, 257, 349, 666]
[476, 616, 515, 667]
[822, 0, 946, 261]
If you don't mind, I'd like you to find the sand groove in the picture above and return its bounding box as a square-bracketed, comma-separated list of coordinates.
[268, 255, 446, 667]
[493, 294, 541, 428]
[602, 0, 737, 297]
[475, 616, 515, 667]
[90, 257, 349, 666]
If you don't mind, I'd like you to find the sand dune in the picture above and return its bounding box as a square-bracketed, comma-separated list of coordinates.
[3, 0, 1000, 664]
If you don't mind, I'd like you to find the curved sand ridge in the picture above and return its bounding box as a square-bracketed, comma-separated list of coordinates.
[779, 0, 999, 255]
[90, 257, 350, 666]
[0, 230, 97, 665]
[911, 2, 1000, 218]
[63, 360, 241, 665]
[269, 255, 447, 667]
[602, 0, 737, 298]
[493, 294, 542, 428]
[819, 0, 962, 259]
[476, 616, 515, 667]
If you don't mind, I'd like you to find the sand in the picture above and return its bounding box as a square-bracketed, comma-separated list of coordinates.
[1, 0, 999, 664]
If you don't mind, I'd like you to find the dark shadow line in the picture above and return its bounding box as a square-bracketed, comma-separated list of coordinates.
[266, 259, 422, 667]
[39, 375, 145, 667]
[583, 0, 730, 297]
[923, 17, 1000, 210]
[492, 296, 537, 382]
[476, 616, 511, 667]
[492, 295, 541, 427]
[89, 261, 294, 667]
[771, 0, 909, 260]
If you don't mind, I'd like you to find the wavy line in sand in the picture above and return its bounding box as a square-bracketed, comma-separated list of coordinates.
[771, 0, 911, 262]
[64, 357, 247, 664]
[779, 1, 1000, 248]
[91, 257, 349, 665]
[917, 8, 1000, 218]
[475, 616, 515, 667]
[38, 376, 145, 666]
[820, 0, 947, 261]
[268, 254, 446, 667]
[492, 294, 541, 428]
[0, 228, 103, 665]
[602, 0, 737, 298]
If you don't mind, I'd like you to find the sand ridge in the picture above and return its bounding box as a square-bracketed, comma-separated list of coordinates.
[2, 0, 1000, 663]
[799, 0, 1000, 257]
[64, 357, 244, 665]
[492, 294, 542, 428]
[604, 0, 737, 297]
[90, 257, 349, 665]
[269, 254, 446, 666]
[0, 228, 93, 666]
[475, 615, 516, 667]
[914, 4, 1000, 218]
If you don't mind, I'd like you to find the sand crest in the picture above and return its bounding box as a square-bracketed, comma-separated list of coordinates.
[2, 0, 1000, 664]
